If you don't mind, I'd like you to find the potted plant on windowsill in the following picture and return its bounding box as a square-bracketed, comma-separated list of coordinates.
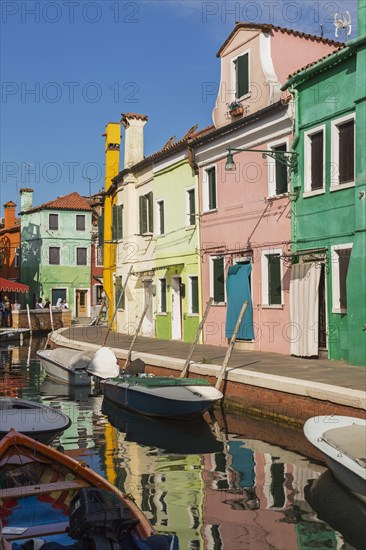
[228, 101, 244, 117]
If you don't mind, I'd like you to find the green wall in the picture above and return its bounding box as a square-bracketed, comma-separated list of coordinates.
[154, 159, 201, 342]
[292, 46, 366, 366]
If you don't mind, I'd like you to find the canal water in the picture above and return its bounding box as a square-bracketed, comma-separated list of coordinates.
[1, 338, 364, 550]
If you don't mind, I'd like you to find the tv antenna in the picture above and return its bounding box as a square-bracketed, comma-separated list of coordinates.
[334, 11, 352, 39]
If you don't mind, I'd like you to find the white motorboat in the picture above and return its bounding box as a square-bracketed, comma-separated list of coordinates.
[304, 415, 366, 503]
[37, 346, 120, 386]
[0, 397, 71, 443]
[100, 375, 223, 420]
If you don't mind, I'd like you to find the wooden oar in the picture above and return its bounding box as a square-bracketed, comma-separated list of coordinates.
[215, 300, 248, 390]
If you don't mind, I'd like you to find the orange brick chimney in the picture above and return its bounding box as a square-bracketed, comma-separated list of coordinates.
[4, 201, 16, 229]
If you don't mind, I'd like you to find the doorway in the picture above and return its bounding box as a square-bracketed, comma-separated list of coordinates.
[76, 290, 88, 317]
[171, 277, 182, 340]
[142, 281, 153, 337]
[318, 264, 327, 353]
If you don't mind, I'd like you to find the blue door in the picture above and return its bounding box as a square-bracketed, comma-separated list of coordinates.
[225, 263, 254, 340]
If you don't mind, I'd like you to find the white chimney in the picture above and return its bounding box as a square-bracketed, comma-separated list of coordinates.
[121, 113, 148, 169]
[20, 188, 33, 211]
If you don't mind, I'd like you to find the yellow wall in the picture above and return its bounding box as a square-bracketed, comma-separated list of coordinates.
[103, 123, 120, 323]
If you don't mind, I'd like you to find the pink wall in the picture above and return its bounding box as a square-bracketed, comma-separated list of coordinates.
[271, 30, 340, 86]
[200, 148, 292, 354]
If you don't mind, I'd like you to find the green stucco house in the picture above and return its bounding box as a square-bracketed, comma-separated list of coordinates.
[283, 1, 366, 366]
[154, 154, 201, 342]
[20, 188, 93, 318]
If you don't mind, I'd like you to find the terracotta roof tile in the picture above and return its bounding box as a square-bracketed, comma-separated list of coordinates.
[23, 191, 93, 214]
[217, 22, 343, 57]
[121, 112, 148, 123]
[19, 188, 33, 193]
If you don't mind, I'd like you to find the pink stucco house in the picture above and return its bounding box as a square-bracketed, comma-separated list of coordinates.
[193, 23, 341, 353]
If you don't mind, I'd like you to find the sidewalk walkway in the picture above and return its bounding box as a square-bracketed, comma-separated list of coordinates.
[53, 325, 366, 418]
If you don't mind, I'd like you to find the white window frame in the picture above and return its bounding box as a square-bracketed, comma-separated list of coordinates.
[157, 277, 167, 313]
[230, 49, 251, 102]
[156, 199, 165, 236]
[330, 113, 355, 191]
[48, 213, 59, 231]
[202, 164, 218, 213]
[267, 137, 290, 197]
[210, 256, 226, 304]
[261, 249, 284, 307]
[304, 124, 326, 196]
[188, 275, 199, 315]
[331, 243, 352, 314]
[185, 187, 196, 227]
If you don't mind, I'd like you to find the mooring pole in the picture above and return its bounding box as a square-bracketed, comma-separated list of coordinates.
[215, 300, 248, 390]
[124, 296, 151, 371]
[180, 297, 213, 378]
[102, 265, 133, 347]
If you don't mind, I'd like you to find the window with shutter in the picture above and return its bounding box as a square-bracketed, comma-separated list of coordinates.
[49, 247, 60, 265]
[49, 214, 58, 230]
[207, 168, 217, 210]
[339, 120, 354, 184]
[235, 53, 249, 98]
[310, 131, 324, 190]
[76, 215, 86, 231]
[139, 193, 153, 234]
[190, 276, 199, 314]
[77, 247, 87, 266]
[115, 275, 125, 309]
[147, 192, 153, 233]
[212, 257, 225, 303]
[267, 254, 281, 305]
[187, 189, 196, 226]
[273, 144, 288, 195]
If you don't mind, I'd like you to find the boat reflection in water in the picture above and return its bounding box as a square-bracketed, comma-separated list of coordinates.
[41, 377, 92, 402]
[101, 397, 223, 455]
[306, 469, 366, 550]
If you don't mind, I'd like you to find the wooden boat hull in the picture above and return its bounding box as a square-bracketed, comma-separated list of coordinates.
[37, 349, 92, 386]
[0, 429, 153, 545]
[304, 416, 366, 504]
[0, 398, 71, 444]
[100, 376, 223, 420]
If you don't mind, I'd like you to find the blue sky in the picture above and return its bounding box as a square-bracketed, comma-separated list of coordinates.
[0, 0, 358, 207]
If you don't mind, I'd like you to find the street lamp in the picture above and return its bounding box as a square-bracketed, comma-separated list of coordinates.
[225, 147, 298, 172]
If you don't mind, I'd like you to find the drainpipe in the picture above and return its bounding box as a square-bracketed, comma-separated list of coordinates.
[288, 86, 300, 253]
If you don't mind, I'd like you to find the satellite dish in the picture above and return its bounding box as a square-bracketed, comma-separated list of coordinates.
[334, 11, 352, 38]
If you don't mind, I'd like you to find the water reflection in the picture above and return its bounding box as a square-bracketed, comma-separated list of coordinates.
[102, 397, 224, 455]
[306, 469, 366, 550]
[0, 340, 361, 549]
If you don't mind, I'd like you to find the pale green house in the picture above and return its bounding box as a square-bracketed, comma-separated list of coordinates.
[20, 188, 93, 317]
[153, 151, 201, 342]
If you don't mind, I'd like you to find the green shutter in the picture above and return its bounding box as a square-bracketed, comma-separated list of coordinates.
[115, 275, 125, 310]
[189, 190, 195, 225]
[268, 254, 281, 305]
[98, 214, 104, 246]
[236, 53, 249, 98]
[139, 195, 147, 234]
[191, 276, 199, 314]
[116, 205, 123, 240]
[161, 279, 167, 312]
[208, 168, 216, 210]
[274, 144, 288, 195]
[213, 258, 225, 302]
[148, 192, 154, 233]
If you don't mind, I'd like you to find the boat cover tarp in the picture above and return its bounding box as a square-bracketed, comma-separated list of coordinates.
[116, 377, 211, 388]
[323, 424, 366, 467]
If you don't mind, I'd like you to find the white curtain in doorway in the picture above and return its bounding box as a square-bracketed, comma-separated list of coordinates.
[290, 263, 321, 357]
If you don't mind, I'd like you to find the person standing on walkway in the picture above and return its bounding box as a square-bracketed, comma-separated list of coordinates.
[3, 296, 12, 327]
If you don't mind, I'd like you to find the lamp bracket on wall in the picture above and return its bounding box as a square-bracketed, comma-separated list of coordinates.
[225, 147, 298, 172]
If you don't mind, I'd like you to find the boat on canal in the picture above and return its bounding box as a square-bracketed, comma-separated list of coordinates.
[0, 429, 179, 549]
[0, 397, 71, 444]
[100, 375, 223, 420]
[37, 346, 120, 386]
[304, 415, 366, 503]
